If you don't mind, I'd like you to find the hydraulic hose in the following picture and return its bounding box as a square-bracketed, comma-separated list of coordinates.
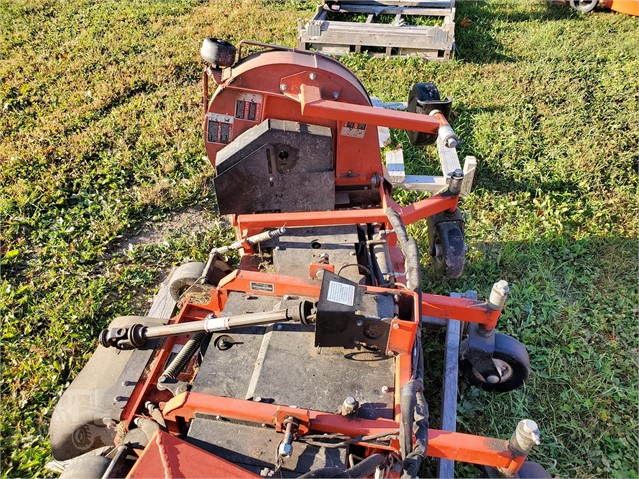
[297, 454, 385, 478]
[385, 208, 429, 477]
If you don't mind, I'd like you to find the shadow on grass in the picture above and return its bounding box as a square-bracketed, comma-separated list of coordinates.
[453, 0, 579, 64]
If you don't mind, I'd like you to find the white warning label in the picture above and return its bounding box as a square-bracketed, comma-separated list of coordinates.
[327, 281, 355, 306]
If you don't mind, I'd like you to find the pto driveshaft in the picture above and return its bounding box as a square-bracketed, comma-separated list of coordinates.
[99, 300, 315, 350]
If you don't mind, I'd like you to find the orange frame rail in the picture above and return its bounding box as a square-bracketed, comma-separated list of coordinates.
[162, 392, 525, 472]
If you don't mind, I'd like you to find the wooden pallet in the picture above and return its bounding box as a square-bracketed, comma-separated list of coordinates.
[298, 0, 456, 60]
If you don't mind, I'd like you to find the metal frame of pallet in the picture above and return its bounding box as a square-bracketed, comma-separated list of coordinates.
[298, 0, 456, 60]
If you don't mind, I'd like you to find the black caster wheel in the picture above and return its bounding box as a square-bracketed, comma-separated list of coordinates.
[482, 460, 552, 479]
[406, 82, 453, 146]
[407, 83, 440, 146]
[569, 0, 598, 12]
[460, 333, 531, 392]
[427, 209, 466, 280]
[200, 37, 236, 67]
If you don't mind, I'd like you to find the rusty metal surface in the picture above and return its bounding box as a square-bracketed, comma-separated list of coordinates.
[190, 290, 395, 420]
[187, 415, 347, 476]
[214, 119, 334, 215]
[267, 225, 365, 283]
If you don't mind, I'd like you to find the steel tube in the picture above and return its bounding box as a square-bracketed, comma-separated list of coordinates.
[143, 309, 290, 340]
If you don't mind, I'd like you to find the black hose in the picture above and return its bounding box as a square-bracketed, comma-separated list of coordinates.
[298, 454, 385, 479]
[161, 332, 206, 379]
[297, 467, 343, 478]
[343, 454, 385, 478]
[385, 208, 429, 477]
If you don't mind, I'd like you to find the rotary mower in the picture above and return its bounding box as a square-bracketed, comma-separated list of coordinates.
[49, 39, 550, 478]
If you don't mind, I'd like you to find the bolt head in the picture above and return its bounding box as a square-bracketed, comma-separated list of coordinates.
[495, 280, 510, 295]
[521, 419, 539, 434]
[280, 83, 287, 92]
[381, 385, 390, 393]
[309, 72, 317, 80]
[446, 138, 459, 148]
[344, 396, 356, 406]
[486, 375, 500, 384]
[332, 91, 339, 99]
[392, 323, 400, 330]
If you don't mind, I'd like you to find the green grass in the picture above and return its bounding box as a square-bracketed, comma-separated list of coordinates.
[1, 0, 637, 477]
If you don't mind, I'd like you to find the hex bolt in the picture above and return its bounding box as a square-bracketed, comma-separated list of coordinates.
[341, 396, 358, 416]
[309, 72, 317, 80]
[488, 280, 510, 311]
[278, 418, 299, 458]
[509, 419, 541, 457]
[318, 252, 330, 264]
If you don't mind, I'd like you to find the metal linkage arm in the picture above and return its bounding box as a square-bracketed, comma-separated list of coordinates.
[298, 84, 458, 146]
[99, 300, 316, 350]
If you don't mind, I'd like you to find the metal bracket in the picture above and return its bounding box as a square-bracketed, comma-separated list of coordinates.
[460, 323, 501, 381]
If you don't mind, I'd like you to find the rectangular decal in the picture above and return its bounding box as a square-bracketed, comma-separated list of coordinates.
[235, 93, 263, 122]
[250, 281, 274, 293]
[340, 121, 367, 139]
[206, 113, 234, 144]
[327, 280, 355, 306]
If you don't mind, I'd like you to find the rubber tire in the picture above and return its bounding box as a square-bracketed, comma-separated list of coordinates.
[428, 221, 465, 279]
[569, 0, 598, 12]
[460, 333, 531, 393]
[482, 461, 552, 479]
[200, 37, 236, 67]
[60, 455, 111, 479]
[407, 82, 441, 146]
[169, 261, 206, 301]
[517, 461, 552, 479]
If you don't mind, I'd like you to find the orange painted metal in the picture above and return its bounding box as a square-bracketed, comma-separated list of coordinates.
[204, 49, 383, 187]
[309, 263, 335, 279]
[388, 318, 419, 356]
[127, 430, 261, 478]
[422, 293, 503, 330]
[298, 83, 446, 133]
[233, 192, 458, 231]
[161, 392, 524, 470]
[601, 0, 639, 14]
[163, 392, 400, 438]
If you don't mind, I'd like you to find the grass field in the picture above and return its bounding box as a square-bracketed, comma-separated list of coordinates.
[1, 0, 637, 477]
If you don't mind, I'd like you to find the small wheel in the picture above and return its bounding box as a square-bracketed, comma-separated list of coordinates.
[200, 37, 236, 67]
[169, 262, 206, 300]
[516, 461, 552, 479]
[428, 220, 465, 279]
[569, 0, 598, 12]
[482, 461, 551, 479]
[461, 333, 530, 392]
[407, 82, 441, 146]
